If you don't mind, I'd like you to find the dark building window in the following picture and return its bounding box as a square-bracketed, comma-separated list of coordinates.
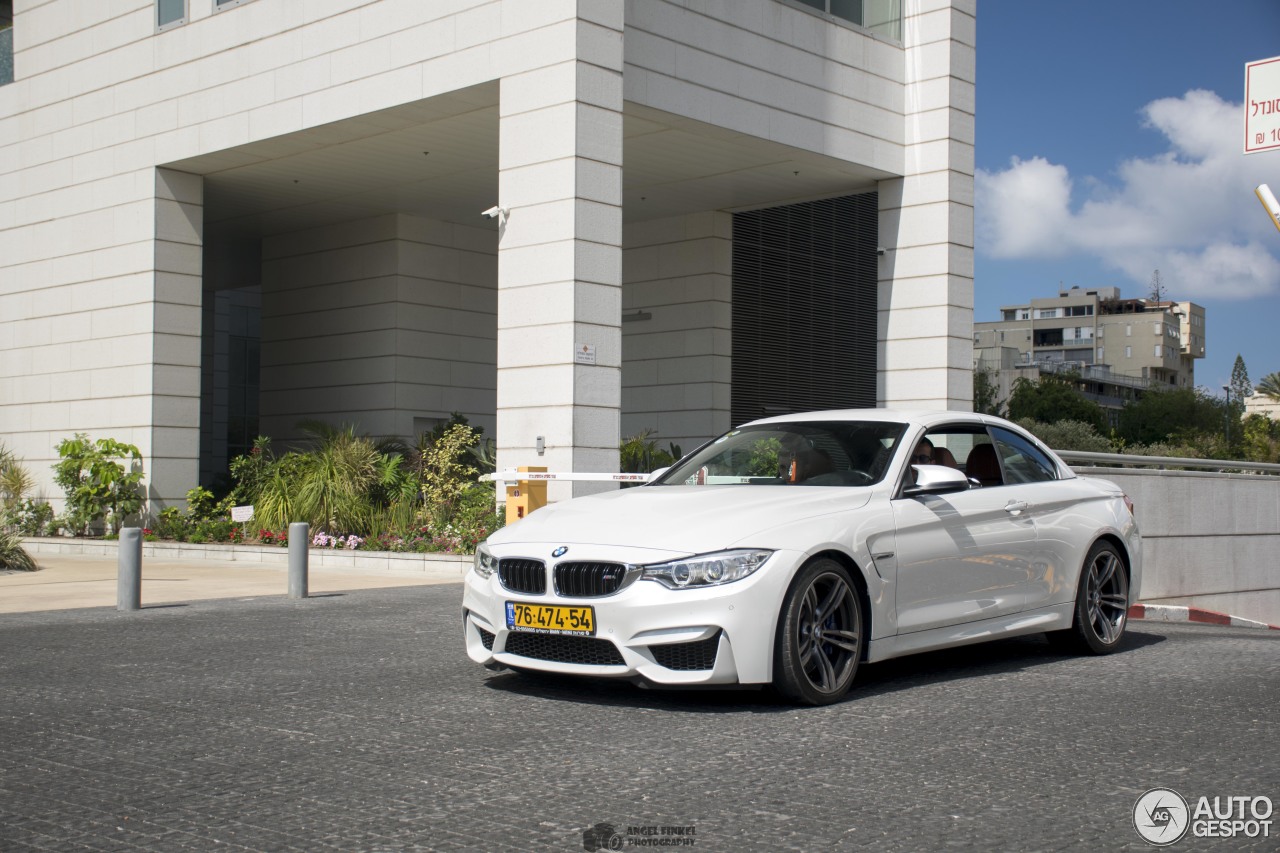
[731, 193, 879, 426]
[156, 0, 185, 29]
[791, 0, 901, 41]
[226, 334, 260, 464]
[1, 1, 14, 87]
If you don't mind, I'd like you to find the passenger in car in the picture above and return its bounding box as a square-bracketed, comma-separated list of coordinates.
[932, 446, 958, 469]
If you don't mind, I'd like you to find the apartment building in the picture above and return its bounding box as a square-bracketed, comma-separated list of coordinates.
[0, 0, 976, 505]
[975, 286, 1206, 415]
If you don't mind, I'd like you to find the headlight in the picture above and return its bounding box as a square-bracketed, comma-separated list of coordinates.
[641, 550, 772, 589]
[473, 544, 497, 579]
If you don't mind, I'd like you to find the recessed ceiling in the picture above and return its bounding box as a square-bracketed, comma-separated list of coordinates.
[166, 83, 889, 244]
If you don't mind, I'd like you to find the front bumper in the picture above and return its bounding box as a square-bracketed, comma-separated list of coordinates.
[461, 545, 805, 686]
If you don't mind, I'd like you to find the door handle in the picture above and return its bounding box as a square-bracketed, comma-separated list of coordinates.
[1004, 500, 1029, 516]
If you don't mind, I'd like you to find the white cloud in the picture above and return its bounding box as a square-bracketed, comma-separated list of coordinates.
[976, 89, 1280, 300]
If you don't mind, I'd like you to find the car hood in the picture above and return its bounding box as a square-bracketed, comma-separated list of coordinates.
[488, 485, 872, 554]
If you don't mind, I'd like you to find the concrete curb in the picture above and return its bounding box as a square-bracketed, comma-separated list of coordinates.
[19, 536, 470, 580]
[1129, 603, 1280, 631]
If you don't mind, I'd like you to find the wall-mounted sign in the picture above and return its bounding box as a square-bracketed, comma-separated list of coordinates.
[574, 344, 597, 365]
[1245, 55, 1280, 154]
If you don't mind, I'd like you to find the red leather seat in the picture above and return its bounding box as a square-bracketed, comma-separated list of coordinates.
[965, 443, 1002, 486]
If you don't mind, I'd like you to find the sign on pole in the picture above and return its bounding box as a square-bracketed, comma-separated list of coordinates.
[1245, 55, 1280, 154]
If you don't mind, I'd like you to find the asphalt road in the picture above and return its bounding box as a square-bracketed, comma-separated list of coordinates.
[1, 584, 1276, 852]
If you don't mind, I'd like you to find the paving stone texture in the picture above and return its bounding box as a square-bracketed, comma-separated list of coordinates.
[1, 585, 1276, 852]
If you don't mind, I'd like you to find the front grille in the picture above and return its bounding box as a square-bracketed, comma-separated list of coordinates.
[477, 627, 495, 650]
[554, 561, 630, 597]
[503, 632, 625, 666]
[650, 633, 721, 671]
[499, 559, 546, 595]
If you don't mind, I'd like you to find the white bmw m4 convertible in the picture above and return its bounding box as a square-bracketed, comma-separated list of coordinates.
[462, 410, 1141, 705]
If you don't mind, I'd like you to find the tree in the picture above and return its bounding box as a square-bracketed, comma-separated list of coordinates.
[973, 365, 1004, 417]
[52, 434, 146, 535]
[1006, 375, 1106, 431]
[1255, 371, 1280, 402]
[1229, 355, 1252, 412]
[1116, 388, 1225, 446]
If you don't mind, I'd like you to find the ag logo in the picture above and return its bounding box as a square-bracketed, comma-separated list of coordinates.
[1134, 787, 1190, 846]
[552, 546, 569, 558]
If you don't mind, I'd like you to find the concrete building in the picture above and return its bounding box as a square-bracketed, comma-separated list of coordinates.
[975, 286, 1205, 419]
[0, 0, 976, 506]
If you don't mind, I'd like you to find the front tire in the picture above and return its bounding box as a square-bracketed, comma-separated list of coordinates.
[1053, 540, 1129, 654]
[774, 559, 863, 705]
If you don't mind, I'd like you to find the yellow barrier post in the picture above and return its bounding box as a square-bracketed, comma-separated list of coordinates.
[505, 466, 548, 524]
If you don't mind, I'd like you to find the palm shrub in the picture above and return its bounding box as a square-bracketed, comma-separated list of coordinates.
[0, 443, 52, 536]
[236, 423, 406, 536]
[1258, 372, 1280, 402]
[0, 529, 37, 571]
[291, 422, 382, 534]
[619, 429, 682, 474]
[0, 441, 35, 510]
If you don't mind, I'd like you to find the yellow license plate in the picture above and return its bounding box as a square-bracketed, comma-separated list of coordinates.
[505, 602, 596, 635]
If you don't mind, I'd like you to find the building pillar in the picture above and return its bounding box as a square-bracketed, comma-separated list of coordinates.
[496, 8, 624, 499]
[877, 1, 976, 410]
[151, 168, 204, 508]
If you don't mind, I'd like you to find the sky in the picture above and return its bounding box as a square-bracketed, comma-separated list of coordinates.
[974, 0, 1280, 393]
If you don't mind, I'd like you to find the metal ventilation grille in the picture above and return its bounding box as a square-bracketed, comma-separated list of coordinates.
[554, 562, 629, 597]
[731, 193, 879, 425]
[499, 559, 546, 595]
[503, 633, 626, 666]
[650, 633, 721, 671]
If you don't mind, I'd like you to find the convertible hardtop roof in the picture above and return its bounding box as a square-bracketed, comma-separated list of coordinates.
[745, 409, 1007, 430]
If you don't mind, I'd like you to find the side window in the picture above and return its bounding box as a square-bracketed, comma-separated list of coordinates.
[912, 425, 1000, 488]
[991, 427, 1057, 484]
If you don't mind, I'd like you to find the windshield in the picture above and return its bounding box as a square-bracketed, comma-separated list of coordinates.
[653, 421, 906, 487]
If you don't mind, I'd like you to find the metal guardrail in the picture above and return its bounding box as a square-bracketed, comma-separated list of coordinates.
[1055, 450, 1280, 475]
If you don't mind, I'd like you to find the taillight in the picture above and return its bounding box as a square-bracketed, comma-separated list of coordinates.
[1123, 494, 1135, 516]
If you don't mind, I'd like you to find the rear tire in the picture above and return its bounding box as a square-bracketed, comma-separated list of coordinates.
[773, 559, 863, 705]
[1051, 541, 1129, 654]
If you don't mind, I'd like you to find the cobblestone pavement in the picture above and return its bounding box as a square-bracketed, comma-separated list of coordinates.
[1, 585, 1276, 852]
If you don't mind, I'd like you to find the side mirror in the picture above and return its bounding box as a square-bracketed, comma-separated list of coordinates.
[902, 464, 971, 497]
[647, 467, 670, 483]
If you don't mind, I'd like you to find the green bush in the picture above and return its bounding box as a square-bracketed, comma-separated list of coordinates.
[52, 434, 146, 536]
[1015, 419, 1112, 453]
[223, 418, 502, 554]
[620, 429, 682, 474]
[2, 499, 55, 537]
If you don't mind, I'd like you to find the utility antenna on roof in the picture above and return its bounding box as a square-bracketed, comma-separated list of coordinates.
[1147, 269, 1169, 305]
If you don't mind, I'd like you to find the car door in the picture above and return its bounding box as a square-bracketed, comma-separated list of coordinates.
[986, 425, 1074, 612]
[890, 426, 1038, 634]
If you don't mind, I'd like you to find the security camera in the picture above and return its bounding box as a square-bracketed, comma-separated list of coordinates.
[482, 206, 503, 218]
[1257, 184, 1280, 234]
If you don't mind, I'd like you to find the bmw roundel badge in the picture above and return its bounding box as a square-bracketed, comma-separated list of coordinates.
[551, 546, 568, 558]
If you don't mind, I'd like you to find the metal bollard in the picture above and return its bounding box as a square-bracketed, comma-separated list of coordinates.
[288, 522, 309, 599]
[117, 527, 142, 611]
